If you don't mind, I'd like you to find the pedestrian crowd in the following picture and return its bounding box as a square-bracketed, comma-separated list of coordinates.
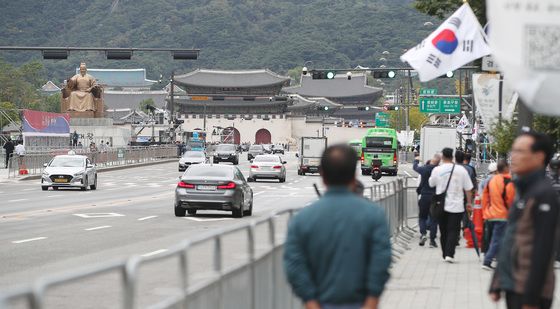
[283, 130, 559, 309]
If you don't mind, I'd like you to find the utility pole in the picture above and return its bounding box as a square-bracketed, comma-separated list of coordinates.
[517, 99, 534, 133]
[169, 70, 175, 143]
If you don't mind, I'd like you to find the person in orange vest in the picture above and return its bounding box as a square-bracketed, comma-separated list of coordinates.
[481, 160, 515, 270]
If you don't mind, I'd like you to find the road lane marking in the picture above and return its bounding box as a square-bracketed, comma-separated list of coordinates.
[141, 249, 167, 257]
[12, 237, 47, 244]
[47, 195, 63, 198]
[74, 213, 125, 218]
[253, 192, 265, 196]
[84, 225, 111, 231]
[8, 199, 28, 203]
[138, 216, 157, 221]
[185, 217, 233, 222]
[23, 188, 35, 191]
[404, 171, 412, 177]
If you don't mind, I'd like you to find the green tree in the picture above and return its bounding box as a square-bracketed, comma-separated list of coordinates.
[413, 0, 487, 24]
[488, 120, 517, 158]
[0, 101, 20, 130]
[139, 98, 155, 114]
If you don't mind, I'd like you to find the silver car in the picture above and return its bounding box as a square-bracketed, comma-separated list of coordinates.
[41, 155, 97, 191]
[174, 164, 253, 218]
[248, 155, 287, 183]
[178, 151, 207, 172]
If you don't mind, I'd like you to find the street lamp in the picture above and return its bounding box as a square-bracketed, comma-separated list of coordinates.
[302, 61, 313, 75]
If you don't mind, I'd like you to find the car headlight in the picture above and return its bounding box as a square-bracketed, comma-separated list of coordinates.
[42, 171, 49, 176]
[74, 172, 84, 177]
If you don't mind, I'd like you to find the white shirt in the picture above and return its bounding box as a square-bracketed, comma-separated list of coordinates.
[429, 163, 473, 213]
[14, 144, 25, 156]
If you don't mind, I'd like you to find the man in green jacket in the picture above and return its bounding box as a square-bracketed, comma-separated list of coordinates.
[284, 145, 392, 309]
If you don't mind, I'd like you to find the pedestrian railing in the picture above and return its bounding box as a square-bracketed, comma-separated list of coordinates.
[0, 178, 418, 309]
[6, 146, 178, 178]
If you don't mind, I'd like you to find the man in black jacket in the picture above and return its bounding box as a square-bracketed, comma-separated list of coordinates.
[490, 132, 560, 309]
[3, 138, 14, 168]
[413, 154, 441, 247]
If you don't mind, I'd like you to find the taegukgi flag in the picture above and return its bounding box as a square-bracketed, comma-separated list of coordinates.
[401, 3, 491, 82]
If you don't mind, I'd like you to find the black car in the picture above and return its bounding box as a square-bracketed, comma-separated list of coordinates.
[272, 145, 285, 154]
[213, 144, 239, 165]
[248, 144, 265, 160]
[174, 164, 253, 218]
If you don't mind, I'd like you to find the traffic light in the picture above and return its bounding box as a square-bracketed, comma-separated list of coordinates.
[373, 70, 396, 79]
[383, 105, 399, 111]
[357, 106, 371, 111]
[312, 70, 336, 80]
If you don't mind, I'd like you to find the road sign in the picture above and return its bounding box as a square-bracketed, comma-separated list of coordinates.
[375, 112, 390, 127]
[482, 55, 500, 72]
[419, 97, 461, 114]
[419, 88, 438, 95]
[117, 148, 125, 159]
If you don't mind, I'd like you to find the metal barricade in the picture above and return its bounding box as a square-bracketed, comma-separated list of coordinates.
[6, 146, 178, 178]
[0, 179, 418, 309]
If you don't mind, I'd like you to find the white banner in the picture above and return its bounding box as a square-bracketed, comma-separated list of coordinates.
[401, 3, 491, 82]
[487, 0, 560, 115]
[472, 73, 517, 127]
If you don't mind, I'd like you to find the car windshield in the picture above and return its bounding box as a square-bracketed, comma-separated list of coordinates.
[49, 157, 84, 167]
[185, 165, 233, 178]
[250, 145, 262, 151]
[183, 151, 204, 158]
[216, 144, 236, 151]
[254, 156, 280, 163]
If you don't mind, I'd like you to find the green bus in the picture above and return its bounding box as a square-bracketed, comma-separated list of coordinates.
[360, 128, 398, 176]
[349, 139, 362, 158]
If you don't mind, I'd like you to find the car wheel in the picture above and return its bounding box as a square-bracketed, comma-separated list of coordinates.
[81, 177, 88, 191]
[233, 159, 239, 165]
[279, 177, 286, 183]
[233, 197, 244, 218]
[174, 202, 186, 217]
[301, 172, 306, 176]
[53, 186, 59, 191]
[213, 159, 219, 164]
[90, 175, 97, 190]
[41, 186, 49, 191]
[247, 177, 254, 182]
[187, 209, 197, 215]
[243, 198, 253, 216]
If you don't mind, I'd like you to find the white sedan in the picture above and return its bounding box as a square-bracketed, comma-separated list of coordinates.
[41, 154, 97, 191]
[248, 155, 287, 183]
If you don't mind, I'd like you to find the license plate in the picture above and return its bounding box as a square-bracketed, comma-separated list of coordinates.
[309, 167, 318, 172]
[197, 185, 216, 191]
[54, 178, 68, 183]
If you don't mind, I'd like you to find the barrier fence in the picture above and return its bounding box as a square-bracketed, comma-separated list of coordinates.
[0, 178, 418, 309]
[6, 146, 178, 178]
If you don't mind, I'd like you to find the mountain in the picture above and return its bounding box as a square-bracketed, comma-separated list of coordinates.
[0, 0, 436, 81]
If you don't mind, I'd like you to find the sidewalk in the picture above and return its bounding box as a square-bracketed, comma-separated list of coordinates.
[381, 225, 560, 309]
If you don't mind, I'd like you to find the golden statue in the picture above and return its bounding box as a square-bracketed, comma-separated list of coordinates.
[61, 63, 104, 118]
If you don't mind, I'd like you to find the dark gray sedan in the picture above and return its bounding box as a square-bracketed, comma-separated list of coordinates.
[174, 164, 253, 218]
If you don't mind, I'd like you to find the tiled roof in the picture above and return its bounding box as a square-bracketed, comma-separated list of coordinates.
[174, 69, 290, 88]
[282, 73, 382, 99]
[77, 68, 156, 87]
[103, 90, 167, 110]
[41, 80, 61, 92]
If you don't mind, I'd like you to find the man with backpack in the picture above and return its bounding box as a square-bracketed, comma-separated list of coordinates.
[481, 160, 515, 270]
[413, 154, 441, 248]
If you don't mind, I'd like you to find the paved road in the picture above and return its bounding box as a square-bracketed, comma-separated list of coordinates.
[0, 152, 415, 307]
